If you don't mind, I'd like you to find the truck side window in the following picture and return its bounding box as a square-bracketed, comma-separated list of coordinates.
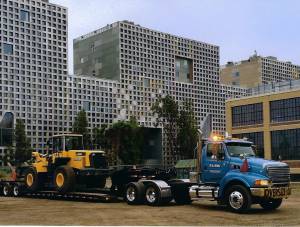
[207, 143, 224, 160]
[53, 137, 64, 152]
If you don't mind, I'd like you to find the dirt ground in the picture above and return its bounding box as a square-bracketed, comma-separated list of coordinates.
[0, 187, 299, 226]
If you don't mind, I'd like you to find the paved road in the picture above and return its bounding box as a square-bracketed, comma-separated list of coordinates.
[0, 188, 299, 226]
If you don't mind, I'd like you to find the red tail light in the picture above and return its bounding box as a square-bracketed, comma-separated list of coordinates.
[240, 158, 249, 172]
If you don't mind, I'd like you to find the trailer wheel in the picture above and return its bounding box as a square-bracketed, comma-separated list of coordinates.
[3, 183, 12, 197]
[54, 166, 75, 194]
[260, 198, 282, 210]
[12, 184, 22, 197]
[225, 185, 252, 213]
[24, 168, 40, 192]
[145, 183, 161, 206]
[124, 182, 145, 205]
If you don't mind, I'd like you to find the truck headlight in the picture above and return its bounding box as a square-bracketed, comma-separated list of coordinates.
[254, 179, 272, 187]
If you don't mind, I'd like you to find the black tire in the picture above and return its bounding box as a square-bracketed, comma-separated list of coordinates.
[24, 168, 40, 192]
[144, 183, 161, 206]
[172, 183, 192, 205]
[124, 182, 145, 205]
[12, 184, 22, 197]
[225, 185, 252, 213]
[54, 166, 76, 194]
[260, 198, 282, 210]
[3, 183, 12, 197]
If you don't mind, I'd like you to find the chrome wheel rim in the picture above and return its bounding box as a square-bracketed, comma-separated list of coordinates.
[13, 186, 19, 196]
[126, 186, 136, 202]
[229, 191, 244, 210]
[3, 186, 9, 196]
[146, 186, 157, 203]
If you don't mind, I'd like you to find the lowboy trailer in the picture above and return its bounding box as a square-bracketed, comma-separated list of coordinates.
[0, 134, 292, 213]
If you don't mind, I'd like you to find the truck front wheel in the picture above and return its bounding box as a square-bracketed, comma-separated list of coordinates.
[225, 185, 252, 213]
[260, 198, 282, 210]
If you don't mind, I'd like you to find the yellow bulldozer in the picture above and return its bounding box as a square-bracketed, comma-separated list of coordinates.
[21, 134, 110, 193]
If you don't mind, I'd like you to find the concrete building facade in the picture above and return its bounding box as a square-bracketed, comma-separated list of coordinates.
[74, 21, 246, 164]
[221, 54, 300, 88]
[0, 0, 68, 161]
[226, 79, 300, 162]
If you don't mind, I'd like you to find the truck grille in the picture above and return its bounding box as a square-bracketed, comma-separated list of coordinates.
[89, 153, 108, 169]
[267, 166, 290, 186]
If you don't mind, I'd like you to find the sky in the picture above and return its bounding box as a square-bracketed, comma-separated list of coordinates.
[52, 0, 300, 74]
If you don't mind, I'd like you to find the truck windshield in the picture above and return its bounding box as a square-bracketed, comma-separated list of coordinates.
[225, 142, 255, 157]
[65, 136, 84, 150]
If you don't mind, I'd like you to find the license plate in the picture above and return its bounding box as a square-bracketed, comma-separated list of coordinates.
[264, 187, 291, 199]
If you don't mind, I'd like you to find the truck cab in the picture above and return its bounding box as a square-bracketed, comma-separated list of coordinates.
[190, 136, 291, 212]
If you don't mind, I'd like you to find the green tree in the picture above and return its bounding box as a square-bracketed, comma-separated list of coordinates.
[106, 117, 143, 165]
[152, 95, 179, 158]
[2, 146, 15, 166]
[92, 125, 108, 150]
[177, 100, 198, 159]
[14, 119, 32, 166]
[72, 110, 91, 148]
[152, 96, 198, 161]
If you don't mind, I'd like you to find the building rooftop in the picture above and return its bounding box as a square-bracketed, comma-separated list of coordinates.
[244, 79, 300, 97]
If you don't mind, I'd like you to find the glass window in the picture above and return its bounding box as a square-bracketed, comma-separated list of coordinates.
[52, 137, 64, 152]
[20, 10, 30, 22]
[270, 97, 300, 123]
[0, 128, 13, 146]
[65, 136, 83, 151]
[233, 132, 264, 158]
[3, 43, 13, 55]
[207, 143, 224, 160]
[232, 103, 263, 127]
[83, 101, 90, 111]
[175, 56, 193, 83]
[226, 142, 255, 157]
[271, 129, 300, 160]
[144, 78, 150, 87]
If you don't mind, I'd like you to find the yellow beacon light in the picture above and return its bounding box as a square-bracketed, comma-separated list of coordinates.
[213, 135, 219, 141]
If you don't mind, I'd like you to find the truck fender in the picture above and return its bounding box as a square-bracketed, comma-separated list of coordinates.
[218, 173, 252, 199]
[138, 180, 172, 199]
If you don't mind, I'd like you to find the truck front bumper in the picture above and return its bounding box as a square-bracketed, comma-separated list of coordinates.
[250, 186, 291, 199]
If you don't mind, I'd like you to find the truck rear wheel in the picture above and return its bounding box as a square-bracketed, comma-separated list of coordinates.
[24, 168, 40, 192]
[144, 183, 161, 206]
[260, 198, 282, 210]
[124, 182, 145, 205]
[54, 166, 75, 194]
[225, 185, 252, 213]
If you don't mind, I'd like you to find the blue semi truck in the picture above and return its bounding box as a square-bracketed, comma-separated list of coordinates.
[121, 135, 292, 212]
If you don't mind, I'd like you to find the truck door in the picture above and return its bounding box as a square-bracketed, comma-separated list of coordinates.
[202, 142, 229, 184]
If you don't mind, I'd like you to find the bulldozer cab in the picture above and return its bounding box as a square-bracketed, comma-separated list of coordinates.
[48, 134, 84, 154]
